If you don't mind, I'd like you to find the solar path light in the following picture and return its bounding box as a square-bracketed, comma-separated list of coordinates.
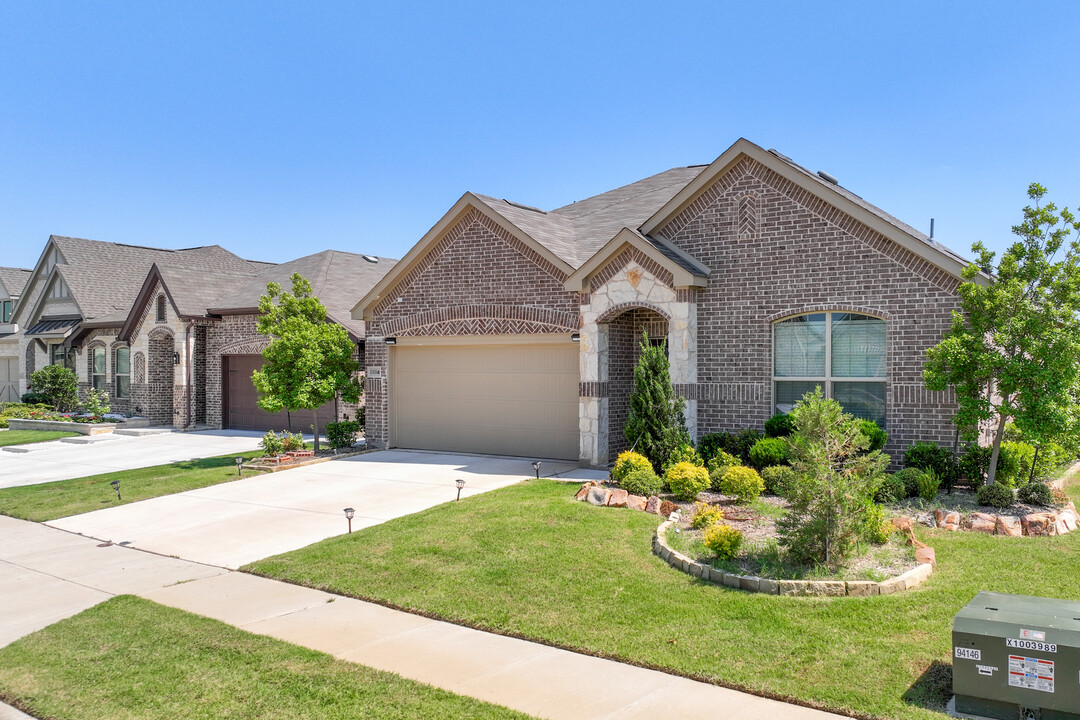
[344, 507, 355, 533]
[110, 480, 121, 501]
[455, 478, 466, 501]
[235, 457, 244, 477]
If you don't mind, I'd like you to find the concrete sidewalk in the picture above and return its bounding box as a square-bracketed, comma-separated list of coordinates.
[0, 429, 264, 489]
[0, 516, 842, 720]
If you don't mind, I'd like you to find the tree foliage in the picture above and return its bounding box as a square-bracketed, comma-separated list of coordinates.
[777, 388, 888, 568]
[28, 364, 79, 412]
[924, 184, 1080, 484]
[253, 273, 362, 451]
[624, 332, 689, 472]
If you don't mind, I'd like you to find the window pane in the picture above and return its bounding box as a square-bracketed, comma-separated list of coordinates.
[116, 376, 130, 398]
[833, 382, 886, 426]
[93, 348, 105, 374]
[774, 314, 826, 377]
[831, 313, 885, 377]
[1, 301, 10, 322]
[92, 374, 105, 391]
[116, 348, 130, 374]
[775, 381, 823, 414]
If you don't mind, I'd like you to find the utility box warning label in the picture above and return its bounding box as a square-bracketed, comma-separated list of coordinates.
[1008, 655, 1054, 693]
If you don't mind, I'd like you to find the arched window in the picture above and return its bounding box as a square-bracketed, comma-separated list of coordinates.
[156, 294, 166, 322]
[772, 312, 886, 424]
[91, 346, 106, 391]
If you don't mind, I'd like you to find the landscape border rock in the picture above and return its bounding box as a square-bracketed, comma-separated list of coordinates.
[930, 503, 1079, 537]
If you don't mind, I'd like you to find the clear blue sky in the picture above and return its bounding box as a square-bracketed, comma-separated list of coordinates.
[2, 1, 1078, 270]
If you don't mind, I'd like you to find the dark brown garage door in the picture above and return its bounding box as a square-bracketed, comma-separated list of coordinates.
[223, 355, 335, 434]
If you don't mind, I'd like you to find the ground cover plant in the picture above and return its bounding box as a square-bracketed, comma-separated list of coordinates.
[0, 595, 533, 720]
[0, 450, 266, 521]
[0, 430, 79, 447]
[246, 471, 1080, 720]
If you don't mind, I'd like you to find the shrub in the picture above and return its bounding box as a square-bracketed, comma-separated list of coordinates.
[259, 430, 285, 457]
[777, 388, 888, 567]
[691, 502, 724, 529]
[1017, 482, 1054, 506]
[873, 473, 907, 504]
[82, 389, 110, 417]
[326, 419, 361, 449]
[957, 444, 991, 484]
[976, 482, 1015, 509]
[282, 431, 305, 453]
[857, 420, 888, 453]
[893, 467, 925, 499]
[695, 432, 726, 464]
[706, 451, 740, 491]
[903, 441, 956, 492]
[764, 413, 793, 437]
[28, 365, 79, 412]
[720, 466, 765, 503]
[998, 442, 1034, 487]
[696, 429, 763, 465]
[662, 444, 703, 473]
[862, 503, 893, 545]
[702, 523, 743, 560]
[917, 470, 941, 501]
[664, 462, 710, 501]
[21, 391, 51, 405]
[748, 437, 788, 470]
[624, 332, 690, 472]
[621, 468, 663, 497]
[761, 465, 796, 497]
[731, 429, 764, 464]
[613, 451, 653, 483]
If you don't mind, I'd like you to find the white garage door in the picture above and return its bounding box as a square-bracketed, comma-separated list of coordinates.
[0, 357, 18, 403]
[391, 341, 579, 460]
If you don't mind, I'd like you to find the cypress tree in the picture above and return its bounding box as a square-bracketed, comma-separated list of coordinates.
[624, 331, 690, 471]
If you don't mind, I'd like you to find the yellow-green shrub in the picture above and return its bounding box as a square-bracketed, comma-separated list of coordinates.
[707, 450, 741, 490]
[862, 503, 892, 545]
[720, 466, 765, 504]
[613, 451, 653, 483]
[664, 462, 710, 501]
[691, 501, 724, 529]
[703, 524, 743, 560]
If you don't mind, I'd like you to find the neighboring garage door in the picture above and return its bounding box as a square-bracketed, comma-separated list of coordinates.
[223, 354, 335, 433]
[0, 357, 18, 403]
[391, 342, 579, 460]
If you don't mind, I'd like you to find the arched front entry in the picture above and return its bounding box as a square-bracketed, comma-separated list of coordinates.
[601, 305, 670, 459]
[147, 329, 175, 426]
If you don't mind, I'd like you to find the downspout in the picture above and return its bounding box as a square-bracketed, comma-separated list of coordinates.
[184, 319, 194, 430]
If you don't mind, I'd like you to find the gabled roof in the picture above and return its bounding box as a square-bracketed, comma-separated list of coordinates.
[208, 249, 397, 339]
[0, 267, 31, 297]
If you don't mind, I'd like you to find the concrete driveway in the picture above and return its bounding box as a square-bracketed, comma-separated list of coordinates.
[0, 429, 264, 489]
[48, 450, 599, 568]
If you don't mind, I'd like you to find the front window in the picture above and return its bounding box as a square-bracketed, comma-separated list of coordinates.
[115, 347, 130, 398]
[50, 344, 72, 369]
[773, 312, 886, 424]
[91, 346, 106, 391]
[1, 300, 11, 323]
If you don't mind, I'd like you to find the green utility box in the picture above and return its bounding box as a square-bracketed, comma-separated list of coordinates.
[953, 591, 1080, 720]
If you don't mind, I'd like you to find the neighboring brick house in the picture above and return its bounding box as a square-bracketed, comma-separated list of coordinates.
[0, 266, 32, 402]
[353, 138, 975, 466]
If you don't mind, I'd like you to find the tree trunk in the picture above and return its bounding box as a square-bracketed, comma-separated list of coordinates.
[312, 406, 320, 453]
[986, 412, 1009, 486]
[1028, 444, 1040, 485]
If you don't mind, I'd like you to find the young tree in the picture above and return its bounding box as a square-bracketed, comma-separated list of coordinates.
[624, 332, 690, 472]
[28, 365, 79, 412]
[777, 388, 887, 568]
[253, 273, 362, 452]
[924, 184, 1080, 485]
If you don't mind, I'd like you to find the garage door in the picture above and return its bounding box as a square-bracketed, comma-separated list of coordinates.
[223, 355, 335, 433]
[0, 357, 18, 403]
[391, 342, 579, 460]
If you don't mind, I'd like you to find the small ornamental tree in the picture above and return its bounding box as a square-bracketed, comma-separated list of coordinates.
[624, 332, 690, 472]
[777, 388, 888, 568]
[924, 184, 1080, 485]
[253, 273, 362, 452]
[28, 364, 79, 412]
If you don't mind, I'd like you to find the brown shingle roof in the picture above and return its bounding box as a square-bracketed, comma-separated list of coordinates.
[0, 267, 32, 297]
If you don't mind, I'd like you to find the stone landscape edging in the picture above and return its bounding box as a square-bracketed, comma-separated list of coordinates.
[652, 520, 933, 597]
[928, 503, 1079, 537]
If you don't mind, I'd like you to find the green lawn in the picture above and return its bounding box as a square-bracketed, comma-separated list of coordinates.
[0, 429, 79, 446]
[0, 450, 267, 521]
[245, 474, 1080, 720]
[0, 596, 533, 720]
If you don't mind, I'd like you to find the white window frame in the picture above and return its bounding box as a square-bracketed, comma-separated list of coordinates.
[114, 346, 131, 398]
[91, 346, 106, 391]
[771, 311, 887, 422]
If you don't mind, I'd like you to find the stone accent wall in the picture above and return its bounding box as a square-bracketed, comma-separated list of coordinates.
[607, 307, 669, 458]
[364, 207, 579, 451]
[655, 156, 961, 459]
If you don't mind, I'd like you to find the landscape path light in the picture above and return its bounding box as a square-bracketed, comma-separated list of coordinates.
[455, 478, 466, 501]
[110, 479, 121, 501]
[344, 507, 355, 533]
[532, 461, 542, 479]
[235, 457, 244, 477]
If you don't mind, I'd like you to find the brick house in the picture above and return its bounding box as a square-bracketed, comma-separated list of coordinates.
[0, 266, 32, 402]
[354, 138, 972, 466]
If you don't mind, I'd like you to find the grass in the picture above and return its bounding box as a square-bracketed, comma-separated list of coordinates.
[245, 473, 1080, 720]
[0, 450, 267, 521]
[0, 595, 533, 720]
[0, 429, 79, 446]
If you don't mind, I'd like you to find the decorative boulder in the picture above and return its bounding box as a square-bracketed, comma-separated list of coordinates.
[891, 516, 914, 532]
[1021, 513, 1053, 537]
[659, 500, 678, 518]
[935, 510, 962, 531]
[586, 487, 612, 507]
[607, 488, 629, 508]
[644, 496, 662, 515]
[995, 515, 1022, 537]
[966, 512, 997, 534]
[575, 482, 597, 501]
[626, 494, 647, 511]
[915, 546, 936, 568]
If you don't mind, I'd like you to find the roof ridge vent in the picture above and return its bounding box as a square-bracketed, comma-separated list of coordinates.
[503, 199, 546, 214]
[817, 170, 839, 185]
